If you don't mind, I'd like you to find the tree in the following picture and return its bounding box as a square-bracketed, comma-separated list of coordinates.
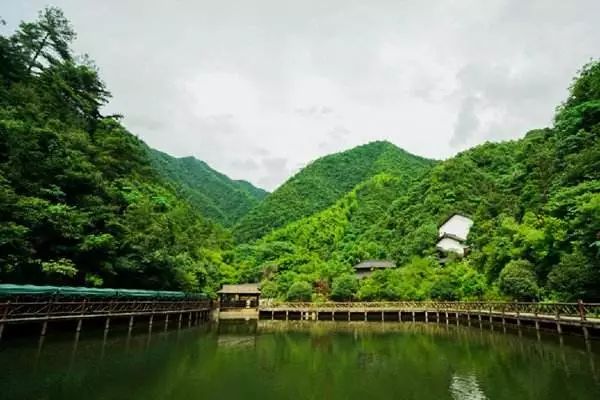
[260, 280, 278, 299]
[331, 274, 358, 301]
[498, 260, 539, 300]
[14, 6, 75, 74]
[286, 281, 312, 301]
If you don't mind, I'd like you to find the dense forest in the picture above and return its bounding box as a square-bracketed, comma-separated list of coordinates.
[0, 8, 233, 295]
[234, 141, 434, 242]
[149, 148, 267, 226]
[1, 8, 598, 302]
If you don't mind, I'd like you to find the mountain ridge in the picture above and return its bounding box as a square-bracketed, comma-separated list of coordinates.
[233, 140, 436, 242]
[148, 148, 268, 226]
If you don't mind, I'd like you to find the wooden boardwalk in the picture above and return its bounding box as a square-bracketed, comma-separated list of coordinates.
[0, 299, 212, 341]
[259, 301, 600, 339]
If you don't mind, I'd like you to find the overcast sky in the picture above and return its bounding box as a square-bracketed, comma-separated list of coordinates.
[3, 1, 599, 190]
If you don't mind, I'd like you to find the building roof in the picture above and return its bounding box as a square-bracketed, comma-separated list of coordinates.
[353, 260, 396, 270]
[438, 214, 473, 242]
[436, 237, 468, 255]
[217, 283, 260, 294]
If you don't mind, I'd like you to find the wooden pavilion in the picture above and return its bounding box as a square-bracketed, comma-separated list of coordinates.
[218, 283, 261, 309]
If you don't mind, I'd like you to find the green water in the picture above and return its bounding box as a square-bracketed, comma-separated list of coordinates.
[0, 321, 599, 400]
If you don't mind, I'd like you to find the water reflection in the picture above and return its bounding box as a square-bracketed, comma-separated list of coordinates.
[450, 374, 488, 400]
[0, 320, 598, 400]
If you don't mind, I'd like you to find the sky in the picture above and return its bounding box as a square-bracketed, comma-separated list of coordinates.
[3, 1, 600, 190]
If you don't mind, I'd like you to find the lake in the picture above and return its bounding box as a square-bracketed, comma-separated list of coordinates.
[0, 320, 598, 400]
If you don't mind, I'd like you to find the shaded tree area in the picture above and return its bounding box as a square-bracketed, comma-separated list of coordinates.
[0, 8, 232, 295]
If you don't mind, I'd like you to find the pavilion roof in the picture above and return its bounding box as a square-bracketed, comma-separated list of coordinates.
[217, 283, 261, 294]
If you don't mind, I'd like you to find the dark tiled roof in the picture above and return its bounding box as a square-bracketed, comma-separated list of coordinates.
[353, 260, 395, 270]
[217, 283, 260, 294]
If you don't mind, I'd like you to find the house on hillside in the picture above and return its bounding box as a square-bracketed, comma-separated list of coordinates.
[353, 260, 395, 279]
[436, 214, 473, 260]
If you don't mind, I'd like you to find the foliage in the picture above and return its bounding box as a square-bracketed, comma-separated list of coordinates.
[286, 281, 312, 301]
[498, 260, 539, 301]
[330, 274, 358, 301]
[148, 148, 267, 226]
[0, 7, 232, 294]
[234, 141, 434, 242]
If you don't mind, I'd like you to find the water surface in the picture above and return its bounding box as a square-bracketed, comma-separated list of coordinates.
[0, 321, 598, 400]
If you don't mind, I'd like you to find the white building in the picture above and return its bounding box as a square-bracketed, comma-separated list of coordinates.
[436, 214, 473, 257]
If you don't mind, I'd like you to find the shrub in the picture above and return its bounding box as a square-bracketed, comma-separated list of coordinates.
[498, 259, 539, 300]
[286, 281, 312, 301]
[330, 274, 358, 301]
[260, 280, 278, 298]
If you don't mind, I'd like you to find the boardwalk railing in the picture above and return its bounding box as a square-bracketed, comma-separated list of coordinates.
[0, 299, 212, 324]
[260, 301, 600, 322]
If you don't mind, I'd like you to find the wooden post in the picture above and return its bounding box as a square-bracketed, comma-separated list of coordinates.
[164, 314, 169, 331]
[271, 310, 274, 321]
[467, 312, 471, 327]
[555, 306, 562, 334]
[332, 311, 335, 321]
[188, 312, 192, 328]
[348, 311, 351, 321]
[0, 300, 9, 342]
[412, 311, 415, 322]
[381, 310, 384, 322]
[436, 311, 440, 323]
[398, 311, 402, 322]
[286, 311, 289, 321]
[583, 326, 590, 342]
[148, 314, 154, 333]
[425, 311, 428, 323]
[445, 312, 449, 326]
[579, 300, 586, 321]
[455, 312, 459, 326]
[364, 311, 367, 321]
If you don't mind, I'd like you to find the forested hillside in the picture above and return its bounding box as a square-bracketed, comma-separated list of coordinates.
[149, 148, 267, 226]
[234, 141, 435, 242]
[231, 62, 600, 302]
[0, 8, 232, 295]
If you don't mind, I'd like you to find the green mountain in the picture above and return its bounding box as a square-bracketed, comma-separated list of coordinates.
[232, 62, 600, 302]
[148, 149, 268, 226]
[234, 141, 435, 242]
